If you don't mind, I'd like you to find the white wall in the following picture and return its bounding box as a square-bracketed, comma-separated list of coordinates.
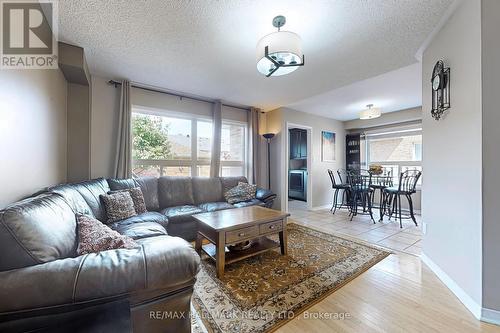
[265, 107, 346, 210]
[90, 76, 120, 178]
[422, 0, 483, 310]
[0, 70, 67, 208]
[481, 0, 500, 315]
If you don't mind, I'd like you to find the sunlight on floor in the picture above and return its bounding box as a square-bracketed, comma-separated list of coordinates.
[288, 200, 422, 255]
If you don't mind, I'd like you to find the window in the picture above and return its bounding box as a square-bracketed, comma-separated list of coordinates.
[220, 121, 247, 176]
[197, 120, 212, 177]
[132, 111, 212, 177]
[132, 110, 247, 178]
[365, 128, 422, 185]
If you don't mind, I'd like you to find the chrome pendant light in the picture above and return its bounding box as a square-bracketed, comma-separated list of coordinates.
[256, 15, 305, 77]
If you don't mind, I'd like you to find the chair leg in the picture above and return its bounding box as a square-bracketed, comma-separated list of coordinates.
[389, 194, 395, 220]
[330, 188, 337, 212]
[379, 192, 385, 222]
[397, 194, 403, 228]
[406, 194, 418, 226]
[367, 191, 375, 223]
[333, 188, 340, 214]
[350, 192, 357, 221]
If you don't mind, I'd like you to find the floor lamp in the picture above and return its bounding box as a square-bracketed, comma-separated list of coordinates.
[262, 133, 275, 190]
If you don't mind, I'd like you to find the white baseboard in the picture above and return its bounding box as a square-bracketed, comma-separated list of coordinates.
[421, 253, 482, 320]
[482, 308, 500, 325]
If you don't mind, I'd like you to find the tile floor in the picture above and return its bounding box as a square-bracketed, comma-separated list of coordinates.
[288, 200, 423, 256]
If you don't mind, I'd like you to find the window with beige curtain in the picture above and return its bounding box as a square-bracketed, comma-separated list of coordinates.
[131, 108, 247, 177]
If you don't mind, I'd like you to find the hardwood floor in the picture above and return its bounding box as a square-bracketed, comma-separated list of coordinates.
[275, 204, 499, 333]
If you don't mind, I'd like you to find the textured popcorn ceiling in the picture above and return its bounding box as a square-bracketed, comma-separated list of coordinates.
[58, 0, 453, 116]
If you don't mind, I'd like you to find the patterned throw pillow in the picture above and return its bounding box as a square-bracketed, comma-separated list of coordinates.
[100, 191, 137, 223]
[76, 214, 138, 255]
[224, 182, 257, 204]
[109, 187, 147, 214]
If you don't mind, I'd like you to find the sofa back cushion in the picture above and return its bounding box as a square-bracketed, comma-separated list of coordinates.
[107, 177, 159, 211]
[220, 176, 248, 196]
[158, 177, 194, 208]
[48, 183, 95, 217]
[192, 177, 224, 204]
[0, 193, 77, 271]
[50, 178, 110, 222]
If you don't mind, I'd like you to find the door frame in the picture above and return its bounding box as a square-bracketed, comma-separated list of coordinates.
[282, 122, 313, 212]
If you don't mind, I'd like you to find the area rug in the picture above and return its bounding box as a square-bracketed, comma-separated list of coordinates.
[192, 223, 390, 333]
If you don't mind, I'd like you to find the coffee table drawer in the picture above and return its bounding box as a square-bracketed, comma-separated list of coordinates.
[259, 220, 283, 234]
[226, 225, 259, 243]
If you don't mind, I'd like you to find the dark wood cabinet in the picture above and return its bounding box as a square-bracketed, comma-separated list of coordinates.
[346, 133, 361, 171]
[289, 129, 307, 159]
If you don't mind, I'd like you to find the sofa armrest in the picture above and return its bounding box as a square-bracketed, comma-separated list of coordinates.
[256, 188, 277, 202]
[0, 236, 200, 314]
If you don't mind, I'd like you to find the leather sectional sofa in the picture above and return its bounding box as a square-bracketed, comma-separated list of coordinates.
[0, 176, 276, 332]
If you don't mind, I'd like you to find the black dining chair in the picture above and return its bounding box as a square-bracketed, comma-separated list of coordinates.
[381, 169, 422, 228]
[328, 169, 350, 214]
[347, 169, 375, 222]
[368, 167, 393, 221]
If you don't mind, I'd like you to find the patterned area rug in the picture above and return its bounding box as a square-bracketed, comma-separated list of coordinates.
[192, 223, 390, 333]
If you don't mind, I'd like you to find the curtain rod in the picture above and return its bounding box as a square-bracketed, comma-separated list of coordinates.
[108, 80, 251, 112]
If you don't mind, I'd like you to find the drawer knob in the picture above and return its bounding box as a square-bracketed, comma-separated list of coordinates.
[269, 225, 276, 229]
[238, 232, 245, 237]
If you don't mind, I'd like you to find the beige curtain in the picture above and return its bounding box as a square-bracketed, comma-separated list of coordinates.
[114, 80, 132, 179]
[210, 100, 222, 177]
[247, 107, 261, 184]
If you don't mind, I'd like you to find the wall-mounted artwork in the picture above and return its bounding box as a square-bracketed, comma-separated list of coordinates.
[321, 131, 336, 162]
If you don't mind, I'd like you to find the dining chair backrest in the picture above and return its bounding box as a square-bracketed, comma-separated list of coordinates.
[328, 169, 337, 187]
[347, 169, 372, 189]
[337, 169, 348, 184]
[398, 169, 422, 193]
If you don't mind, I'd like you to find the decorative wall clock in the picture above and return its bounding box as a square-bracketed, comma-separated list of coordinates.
[431, 60, 450, 120]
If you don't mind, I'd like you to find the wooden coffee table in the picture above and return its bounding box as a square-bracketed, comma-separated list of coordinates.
[193, 206, 290, 278]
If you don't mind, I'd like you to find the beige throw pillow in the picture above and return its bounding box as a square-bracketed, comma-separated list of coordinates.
[76, 214, 138, 255]
[100, 191, 137, 223]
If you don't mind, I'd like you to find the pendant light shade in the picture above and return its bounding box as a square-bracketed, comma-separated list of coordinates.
[359, 104, 382, 120]
[256, 16, 304, 77]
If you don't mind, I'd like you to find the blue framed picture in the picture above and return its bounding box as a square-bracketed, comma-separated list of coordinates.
[321, 131, 336, 162]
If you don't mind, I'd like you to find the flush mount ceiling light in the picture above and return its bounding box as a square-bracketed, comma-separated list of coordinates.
[256, 15, 305, 77]
[359, 104, 381, 120]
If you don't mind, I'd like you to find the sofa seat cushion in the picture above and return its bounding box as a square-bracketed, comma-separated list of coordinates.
[160, 205, 203, 224]
[166, 221, 198, 242]
[134, 235, 201, 287]
[232, 198, 265, 208]
[109, 212, 168, 239]
[111, 222, 167, 240]
[198, 202, 235, 212]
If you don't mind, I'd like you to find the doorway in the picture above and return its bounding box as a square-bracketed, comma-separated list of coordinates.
[283, 123, 312, 213]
